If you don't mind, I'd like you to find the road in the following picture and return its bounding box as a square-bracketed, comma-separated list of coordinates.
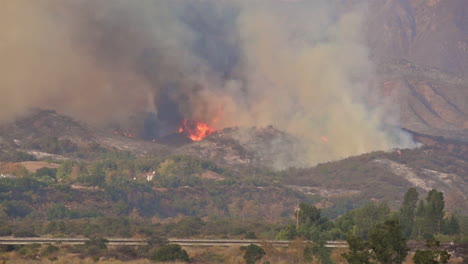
[0, 237, 348, 248]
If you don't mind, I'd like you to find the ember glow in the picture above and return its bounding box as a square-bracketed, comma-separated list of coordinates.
[179, 119, 216, 141]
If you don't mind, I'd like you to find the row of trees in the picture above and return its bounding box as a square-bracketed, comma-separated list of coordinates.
[275, 187, 466, 264]
[343, 219, 408, 264]
[343, 221, 454, 264]
[0, 235, 190, 263]
[400, 188, 460, 239]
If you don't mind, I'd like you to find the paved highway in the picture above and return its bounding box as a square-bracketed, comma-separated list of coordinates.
[0, 237, 348, 248]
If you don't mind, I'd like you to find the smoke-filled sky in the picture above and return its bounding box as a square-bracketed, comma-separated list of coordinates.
[0, 0, 415, 165]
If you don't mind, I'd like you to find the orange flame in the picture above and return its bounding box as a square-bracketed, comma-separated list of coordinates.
[179, 119, 216, 141]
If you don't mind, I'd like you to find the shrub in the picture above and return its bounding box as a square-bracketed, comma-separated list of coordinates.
[47, 203, 71, 220]
[194, 251, 226, 263]
[5, 200, 33, 219]
[151, 244, 189, 262]
[13, 229, 38, 238]
[104, 246, 138, 261]
[0, 151, 37, 162]
[35, 167, 57, 181]
[17, 244, 41, 259]
[245, 231, 257, 239]
[0, 225, 12, 236]
[41, 244, 59, 257]
[26, 136, 77, 154]
[243, 244, 266, 264]
[76, 236, 109, 259]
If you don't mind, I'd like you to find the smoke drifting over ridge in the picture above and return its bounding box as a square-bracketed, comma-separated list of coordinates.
[0, 0, 415, 165]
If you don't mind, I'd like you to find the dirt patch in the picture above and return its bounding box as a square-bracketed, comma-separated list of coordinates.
[0, 162, 26, 174]
[200, 170, 225, 181]
[286, 185, 361, 198]
[18, 161, 60, 173]
[71, 184, 104, 191]
[153, 187, 169, 192]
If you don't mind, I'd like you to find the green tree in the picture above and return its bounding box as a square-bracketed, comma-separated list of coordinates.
[298, 203, 321, 227]
[40, 244, 59, 258]
[112, 200, 129, 216]
[334, 210, 356, 235]
[4, 200, 32, 219]
[369, 219, 409, 264]
[400, 188, 419, 237]
[35, 167, 57, 180]
[0, 222, 12, 236]
[412, 200, 426, 238]
[443, 215, 460, 235]
[78, 163, 105, 187]
[354, 202, 391, 238]
[172, 217, 205, 237]
[342, 233, 373, 264]
[295, 203, 333, 263]
[47, 203, 71, 220]
[243, 244, 266, 264]
[306, 240, 332, 264]
[276, 224, 296, 240]
[82, 236, 109, 259]
[151, 244, 189, 262]
[413, 200, 430, 238]
[413, 239, 450, 264]
[425, 189, 445, 234]
[0, 204, 8, 220]
[0, 151, 37, 162]
[56, 160, 74, 182]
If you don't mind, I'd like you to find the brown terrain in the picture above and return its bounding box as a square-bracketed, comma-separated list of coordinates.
[364, 0, 468, 140]
[367, 0, 467, 76]
[18, 161, 60, 173]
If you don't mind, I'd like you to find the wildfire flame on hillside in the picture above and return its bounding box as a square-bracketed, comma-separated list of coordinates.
[179, 119, 216, 141]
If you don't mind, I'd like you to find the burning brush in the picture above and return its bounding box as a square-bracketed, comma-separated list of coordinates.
[178, 119, 216, 141]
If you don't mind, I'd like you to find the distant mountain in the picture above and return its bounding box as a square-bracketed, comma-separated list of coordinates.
[363, 0, 468, 140]
[376, 60, 468, 141]
[367, 0, 467, 76]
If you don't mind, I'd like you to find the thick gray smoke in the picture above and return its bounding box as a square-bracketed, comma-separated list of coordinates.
[0, 0, 415, 166]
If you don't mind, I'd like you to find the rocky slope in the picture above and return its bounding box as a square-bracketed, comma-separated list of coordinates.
[376, 61, 468, 140]
[363, 0, 468, 140]
[366, 0, 467, 76]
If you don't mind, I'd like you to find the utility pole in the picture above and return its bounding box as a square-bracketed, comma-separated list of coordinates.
[295, 204, 301, 230]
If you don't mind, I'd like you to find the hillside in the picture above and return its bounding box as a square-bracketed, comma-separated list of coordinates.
[283, 135, 468, 214]
[0, 110, 305, 169]
[176, 126, 307, 169]
[0, 110, 467, 216]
